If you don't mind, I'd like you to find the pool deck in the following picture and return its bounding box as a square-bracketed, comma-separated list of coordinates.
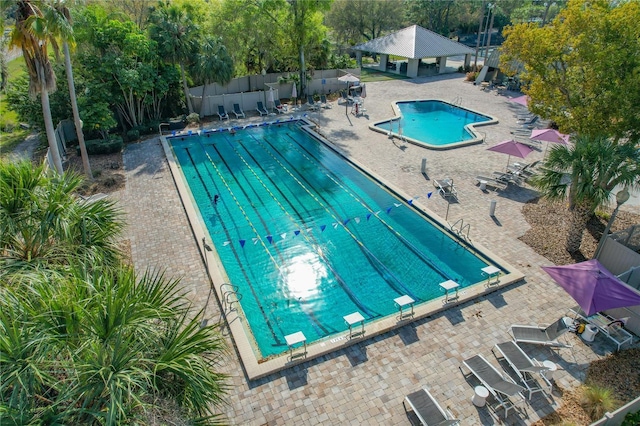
[118, 74, 640, 425]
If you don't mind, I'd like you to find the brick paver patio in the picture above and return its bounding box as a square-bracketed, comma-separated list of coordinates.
[118, 73, 638, 425]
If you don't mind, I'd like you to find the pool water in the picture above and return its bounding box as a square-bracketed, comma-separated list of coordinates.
[169, 121, 501, 359]
[371, 100, 493, 148]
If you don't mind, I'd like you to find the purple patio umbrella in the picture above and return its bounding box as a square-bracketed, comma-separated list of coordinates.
[530, 128, 570, 157]
[510, 95, 530, 107]
[487, 139, 535, 170]
[543, 259, 640, 316]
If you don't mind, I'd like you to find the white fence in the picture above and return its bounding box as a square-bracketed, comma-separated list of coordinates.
[189, 68, 360, 118]
[590, 394, 640, 425]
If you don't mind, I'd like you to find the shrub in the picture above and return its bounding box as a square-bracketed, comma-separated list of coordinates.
[623, 410, 640, 425]
[126, 129, 140, 142]
[465, 71, 479, 82]
[83, 137, 124, 155]
[186, 113, 200, 124]
[581, 384, 617, 421]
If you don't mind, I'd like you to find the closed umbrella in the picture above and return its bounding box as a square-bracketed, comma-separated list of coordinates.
[268, 88, 275, 113]
[487, 139, 534, 171]
[360, 83, 366, 99]
[291, 83, 297, 108]
[543, 259, 640, 316]
[530, 128, 570, 157]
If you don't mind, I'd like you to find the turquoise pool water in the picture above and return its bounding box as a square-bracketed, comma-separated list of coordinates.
[169, 121, 501, 359]
[372, 100, 492, 147]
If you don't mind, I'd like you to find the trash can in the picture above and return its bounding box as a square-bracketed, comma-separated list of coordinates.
[581, 324, 599, 342]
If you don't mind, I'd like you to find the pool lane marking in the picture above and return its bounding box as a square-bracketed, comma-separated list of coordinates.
[285, 133, 455, 282]
[223, 134, 379, 320]
[185, 143, 285, 346]
[248, 132, 420, 303]
[209, 138, 334, 336]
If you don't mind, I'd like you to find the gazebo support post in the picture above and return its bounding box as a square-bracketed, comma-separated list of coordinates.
[407, 59, 419, 78]
[379, 54, 388, 72]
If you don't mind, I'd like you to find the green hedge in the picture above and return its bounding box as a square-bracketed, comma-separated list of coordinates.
[77, 137, 123, 155]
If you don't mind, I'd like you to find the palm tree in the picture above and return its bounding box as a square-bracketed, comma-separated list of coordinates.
[0, 160, 124, 278]
[532, 135, 640, 253]
[51, 1, 92, 179]
[9, 0, 69, 174]
[148, 1, 201, 114]
[192, 36, 234, 117]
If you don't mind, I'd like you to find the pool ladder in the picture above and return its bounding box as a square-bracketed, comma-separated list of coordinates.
[220, 283, 242, 313]
[450, 218, 472, 244]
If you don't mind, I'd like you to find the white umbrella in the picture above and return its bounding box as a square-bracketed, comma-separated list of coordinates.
[338, 73, 360, 114]
[268, 88, 275, 113]
[291, 82, 297, 106]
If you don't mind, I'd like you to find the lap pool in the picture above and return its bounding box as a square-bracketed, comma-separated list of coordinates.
[163, 119, 520, 378]
[370, 100, 497, 149]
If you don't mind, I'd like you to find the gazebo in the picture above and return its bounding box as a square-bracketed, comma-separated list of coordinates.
[352, 25, 475, 78]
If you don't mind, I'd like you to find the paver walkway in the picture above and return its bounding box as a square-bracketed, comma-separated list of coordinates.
[120, 73, 638, 425]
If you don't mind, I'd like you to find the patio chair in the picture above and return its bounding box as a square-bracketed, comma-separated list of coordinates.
[475, 176, 507, 191]
[516, 115, 538, 125]
[217, 105, 229, 121]
[403, 387, 459, 426]
[510, 317, 572, 348]
[256, 101, 268, 116]
[307, 95, 319, 111]
[232, 103, 245, 119]
[433, 178, 457, 199]
[339, 90, 352, 105]
[320, 94, 332, 109]
[274, 99, 287, 114]
[461, 354, 526, 417]
[493, 341, 552, 399]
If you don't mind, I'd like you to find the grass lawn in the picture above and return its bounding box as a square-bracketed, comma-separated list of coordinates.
[360, 67, 411, 83]
[0, 128, 31, 160]
[0, 56, 27, 131]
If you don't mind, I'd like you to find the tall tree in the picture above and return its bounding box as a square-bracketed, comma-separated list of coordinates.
[191, 36, 234, 117]
[325, 0, 403, 47]
[500, 0, 640, 140]
[9, 0, 69, 174]
[405, 0, 456, 35]
[148, 1, 201, 114]
[287, 0, 331, 97]
[532, 135, 640, 253]
[49, 1, 92, 179]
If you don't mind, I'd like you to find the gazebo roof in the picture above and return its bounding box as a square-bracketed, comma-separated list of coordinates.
[353, 25, 475, 59]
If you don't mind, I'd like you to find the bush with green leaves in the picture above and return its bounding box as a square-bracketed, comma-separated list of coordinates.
[84, 136, 123, 155]
[186, 113, 200, 124]
[0, 160, 229, 425]
[581, 384, 618, 421]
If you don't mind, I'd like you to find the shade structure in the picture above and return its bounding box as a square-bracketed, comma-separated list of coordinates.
[338, 73, 360, 83]
[487, 139, 534, 170]
[510, 95, 529, 106]
[543, 259, 640, 316]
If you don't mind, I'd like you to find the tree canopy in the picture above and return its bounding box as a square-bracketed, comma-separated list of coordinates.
[500, 0, 640, 141]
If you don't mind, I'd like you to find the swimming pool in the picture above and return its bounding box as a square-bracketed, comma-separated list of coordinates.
[370, 100, 496, 149]
[166, 119, 507, 352]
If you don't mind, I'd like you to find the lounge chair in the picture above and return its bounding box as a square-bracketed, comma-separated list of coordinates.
[507, 160, 540, 178]
[516, 115, 538, 125]
[256, 101, 268, 116]
[217, 105, 229, 120]
[307, 95, 319, 111]
[274, 99, 287, 114]
[320, 94, 331, 108]
[461, 354, 526, 417]
[232, 103, 245, 118]
[339, 90, 352, 105]
[433, 178, 457, 199]
[493, 341, 552, 399]
[510, 317, 571, 348]
[475, 176, 507, 191]
[403, 387, 459, 426]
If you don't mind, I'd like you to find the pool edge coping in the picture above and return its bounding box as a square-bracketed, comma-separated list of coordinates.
[368, 99, 499, 150]
[160, 122, 524, 382]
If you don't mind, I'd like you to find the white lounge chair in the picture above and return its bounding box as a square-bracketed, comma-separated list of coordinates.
[493, 341, 552, 399]
[274, 99, 287, 114]
[232, 103, 245, 118]
[307, 95, 319, 111]
[461, 354, 526, 417]
[217, 105, 229, 121]
[403, 387, 459, 426]
[256, 101, 268, 116]
[433, 178, 457, 199]
[510, 317, 572, 348]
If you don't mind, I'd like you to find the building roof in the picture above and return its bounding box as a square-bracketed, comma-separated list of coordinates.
[353, 25, 475, 59]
